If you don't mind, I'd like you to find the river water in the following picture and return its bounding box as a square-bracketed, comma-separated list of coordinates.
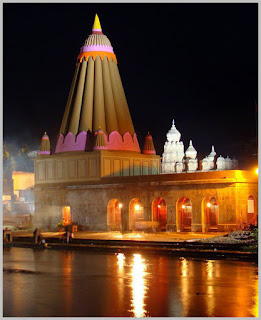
[3, 247, 258, 317]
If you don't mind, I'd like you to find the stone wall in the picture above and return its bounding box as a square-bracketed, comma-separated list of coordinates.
[34, 170, 258, 232]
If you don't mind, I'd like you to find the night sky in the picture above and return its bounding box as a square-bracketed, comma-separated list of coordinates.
[3, 3, 258, 168]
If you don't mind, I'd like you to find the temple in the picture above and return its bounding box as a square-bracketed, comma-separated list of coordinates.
[161, 120, 238, 174]
[34, 15, 258, 232]
[56, 14, 140, 154]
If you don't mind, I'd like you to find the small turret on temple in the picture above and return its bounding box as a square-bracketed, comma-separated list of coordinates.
[142, 132, 156, 155]
[161, 120, 238, 174]
[39, 132, 51, 155]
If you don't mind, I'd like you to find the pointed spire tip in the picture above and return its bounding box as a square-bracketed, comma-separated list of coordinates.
[92, 13, 102, 31]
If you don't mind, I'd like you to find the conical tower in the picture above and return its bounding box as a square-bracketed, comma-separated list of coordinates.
[56, 14, 139, 153]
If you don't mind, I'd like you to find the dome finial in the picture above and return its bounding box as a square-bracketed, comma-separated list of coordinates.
[92, 14, 102, 32]
[189, 140, 192, 146]
[172, 119, 175, 126]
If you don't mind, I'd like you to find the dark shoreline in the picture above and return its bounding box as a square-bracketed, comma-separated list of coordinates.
[4, 239, 258, 261]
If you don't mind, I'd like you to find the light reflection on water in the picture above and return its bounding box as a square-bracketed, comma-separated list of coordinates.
[3, 248, 258, 317]
[129, 254, 148, 317]
[180, 258, 189, 316]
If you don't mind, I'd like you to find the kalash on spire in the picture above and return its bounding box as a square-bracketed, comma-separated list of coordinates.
[56, 14, 141, 153]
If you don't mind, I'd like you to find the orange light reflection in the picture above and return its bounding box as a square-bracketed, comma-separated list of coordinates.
[130, 254, 148, 317]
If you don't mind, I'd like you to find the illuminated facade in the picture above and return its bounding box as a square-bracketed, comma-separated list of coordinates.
[34, 15, 258, 232]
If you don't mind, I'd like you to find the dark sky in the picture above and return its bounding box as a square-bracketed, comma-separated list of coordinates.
[3, 3, 258, 167]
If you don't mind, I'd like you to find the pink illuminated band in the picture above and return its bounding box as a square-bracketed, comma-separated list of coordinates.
[80, 45, 114, 53]
[42, 137, 49, 140]
[39, 151, 51, 155]
[92, 28, 102, 32]
[55, 131, 141, 153]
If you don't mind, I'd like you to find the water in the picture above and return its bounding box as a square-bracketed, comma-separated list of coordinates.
[3, 247, 258, 317]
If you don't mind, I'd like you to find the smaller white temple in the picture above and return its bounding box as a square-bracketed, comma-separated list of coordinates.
[161, 120, 184, 173]
[161, 120, 238, 174]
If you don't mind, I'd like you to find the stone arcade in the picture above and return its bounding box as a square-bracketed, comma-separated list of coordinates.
[34, 15, 258, 232]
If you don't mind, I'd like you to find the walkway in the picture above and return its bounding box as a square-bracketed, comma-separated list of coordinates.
[11, 231, 227, 242]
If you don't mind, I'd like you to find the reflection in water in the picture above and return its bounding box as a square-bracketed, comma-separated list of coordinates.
[116, 253, 126, 310]
[206, 260, 215, 317]
[206, 285, 214, 316]
[181, 258, 188, 277]
[130, 254, 148, 317]
[117, 253, 125, 271]
[252, 277, 258, 317]
[62, 252, 73, 315]
[3, 248, 258, 317]
[180, 258, 189, 316]
[206, 260, 214, 278]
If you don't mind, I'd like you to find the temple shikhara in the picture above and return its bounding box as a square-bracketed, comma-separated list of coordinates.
[34, 15, 258, 232]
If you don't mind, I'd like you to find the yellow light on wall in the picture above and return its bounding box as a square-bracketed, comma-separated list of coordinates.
[158, 205, 161, 208]
[182, 205, 185, 209]
[255, 168, 258, 175]
[135, 204, 140, 211]
[207, 202, 211, 208]
[119, 203, 123, 209]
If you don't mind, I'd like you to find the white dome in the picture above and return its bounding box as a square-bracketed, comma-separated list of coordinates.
[217, 155, 225, 162]
[208, 145, 216, 158]
[185, 140, 197, 159]
[166, 120, 181, 142]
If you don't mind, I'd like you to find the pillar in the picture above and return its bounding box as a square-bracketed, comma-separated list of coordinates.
[120, 202, 129, 232]
[166, 204, 177, 232]
[191, 199, 202, 232]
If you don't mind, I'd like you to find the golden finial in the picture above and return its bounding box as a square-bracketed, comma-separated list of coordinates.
[93, 14, 102, 30]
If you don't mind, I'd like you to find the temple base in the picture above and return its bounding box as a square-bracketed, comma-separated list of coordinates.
[35, 149, 161, 185]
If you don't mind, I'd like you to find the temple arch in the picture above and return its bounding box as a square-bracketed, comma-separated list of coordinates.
[202, 197, 219, 232]
[176, 197, 192, 231]
[129, 198, 144, 230]
[247, 195, 257, 225]
[107, 199, 122, 231]
[152, 197, 167, 231]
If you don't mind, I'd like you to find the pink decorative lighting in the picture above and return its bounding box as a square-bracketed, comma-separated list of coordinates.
[80, 45, 114, 53]
[55, 131, 140, 153]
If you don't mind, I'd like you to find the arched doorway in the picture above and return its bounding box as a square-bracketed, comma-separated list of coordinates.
[152, 198, 167, 231]
[204, 197, 218, 231]
[177, 197, 192, 231]
[129, 198, 144, 230]
[62, 206, 71, 226]
[247, 195, 257, 225]
[107, 199, 122, 231]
